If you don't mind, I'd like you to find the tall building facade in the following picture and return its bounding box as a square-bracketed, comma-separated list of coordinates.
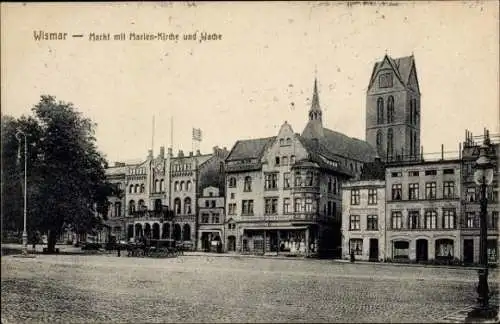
[341, 159, 386, 261]
[102, 146, 228, 250]
[366, 55, 421, 162]
[460, 129, 499, 263]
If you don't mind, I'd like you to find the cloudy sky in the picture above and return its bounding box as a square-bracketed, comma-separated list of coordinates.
[2, 2, 498, 163]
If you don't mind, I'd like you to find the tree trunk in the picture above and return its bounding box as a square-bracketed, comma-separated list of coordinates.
[47, 230, 58, 253]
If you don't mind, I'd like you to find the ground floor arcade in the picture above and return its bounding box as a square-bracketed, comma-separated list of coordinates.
[125, 221, 195, 250]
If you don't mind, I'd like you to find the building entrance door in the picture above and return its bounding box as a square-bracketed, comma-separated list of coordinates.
[416, 239, 428, 262]
[369, 238, 379, 261]
[464, 239, 474, 264]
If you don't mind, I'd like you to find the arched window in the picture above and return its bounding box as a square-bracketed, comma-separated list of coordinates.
[412, 98, 418, 125]
[387, 128, 394, 159]
[138, 199, 145, 211]
[228, 177, 236, 188]
[377, 97, 384, 124]
[160, 179, 164, 192]
[128, 200, 136, 215]
[376, 130, 383, 152]
[129, 185, 134, 194]
[286, 138, 291, 145]
[294, 172, 302, 187]
[243, 176, 252, 192]
[186, 181, 192, 191]
[387, 96, 394, 123]
[135, 184, 139, 193]
[174, 181, 179, 192]
[409, 99, 414, 124]
[155, 180, 160, 193]
[294, 198, 302, 213]
[183, 224, 191, 241]
[328, 177, 333, 192]
[413, 132, 418, 156]
[410, 130, 414, 158]
[174, 198, 181, 215]
[154, 199, 162, 211]
[279, 138, 284, 145]
[184, 197, 192, 214]
[140, 184, 145, 193]
[180, 181, 185, 191]
[305, 171, 313, 186]
[115, 202, 122, 217]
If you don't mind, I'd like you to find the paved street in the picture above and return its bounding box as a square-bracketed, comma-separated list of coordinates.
[1, 252, 499, 323]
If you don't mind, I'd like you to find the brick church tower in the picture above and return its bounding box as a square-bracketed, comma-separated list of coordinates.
[365, 54, 421, 162]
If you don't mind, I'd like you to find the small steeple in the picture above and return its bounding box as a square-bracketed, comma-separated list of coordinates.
[302, 77, 324, 139]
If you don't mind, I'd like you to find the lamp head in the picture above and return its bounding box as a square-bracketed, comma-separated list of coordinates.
[474, 142, 494, 185]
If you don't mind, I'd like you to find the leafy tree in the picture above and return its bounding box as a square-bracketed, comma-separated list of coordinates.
[2, 95, 117, 252]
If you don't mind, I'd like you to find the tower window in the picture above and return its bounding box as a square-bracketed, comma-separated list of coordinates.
[376, 130, 383, 152]
[387, 128, 394, 159]
[379, 72, 393, 88]
[377, 98, 384, 124]
[387, 96, 394, 123]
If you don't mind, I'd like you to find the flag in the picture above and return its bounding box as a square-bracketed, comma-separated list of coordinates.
[192, 128, 202, 141]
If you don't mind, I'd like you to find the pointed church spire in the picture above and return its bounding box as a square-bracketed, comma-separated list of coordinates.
[302, 77, 324, 139]
[311, 77, 320, 112]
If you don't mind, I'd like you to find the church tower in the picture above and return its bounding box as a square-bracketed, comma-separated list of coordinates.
[365, 54, 421, 162]
[302, 78, 324, 139]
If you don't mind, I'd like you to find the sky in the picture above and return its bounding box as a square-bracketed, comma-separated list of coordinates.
[2, 1, 499, 164]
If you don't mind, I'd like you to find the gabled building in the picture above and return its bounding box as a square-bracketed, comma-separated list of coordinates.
[225, 78, 378, 256]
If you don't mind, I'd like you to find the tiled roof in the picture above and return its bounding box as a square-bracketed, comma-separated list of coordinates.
[392, 56, 414, 85]
[321, 128, 377, 163]
[225, 163, 262, 173]
[226, 136, 276, 161]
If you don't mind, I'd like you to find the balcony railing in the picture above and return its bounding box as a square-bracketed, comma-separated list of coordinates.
[129, 208, 175, 220]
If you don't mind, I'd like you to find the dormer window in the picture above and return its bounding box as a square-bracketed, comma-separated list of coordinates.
[379, 72, 393, 88]
[279, 139, 284, 145]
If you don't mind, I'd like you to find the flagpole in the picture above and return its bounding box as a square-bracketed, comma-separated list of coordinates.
[152, 115, 155, 154]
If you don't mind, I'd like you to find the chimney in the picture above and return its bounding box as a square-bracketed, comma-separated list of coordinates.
[189, 151, 193, 157]
[196, 149, 201, 156]
[167, 147, 173, 157]
[178, 150, 184, 158]
[148, 149, 153, 159]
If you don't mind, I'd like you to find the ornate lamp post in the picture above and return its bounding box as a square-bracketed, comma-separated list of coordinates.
[15, 130, 28, 256]
[468, 138, 497, 320]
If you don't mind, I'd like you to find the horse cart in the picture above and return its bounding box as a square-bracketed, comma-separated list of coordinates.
[126, 238, 184, 258]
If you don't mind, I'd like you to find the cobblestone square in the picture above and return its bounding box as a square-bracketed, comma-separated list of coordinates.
[1, 253, 499, 323]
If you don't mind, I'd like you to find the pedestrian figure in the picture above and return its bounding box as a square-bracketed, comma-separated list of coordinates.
[350, 250, 355, 263]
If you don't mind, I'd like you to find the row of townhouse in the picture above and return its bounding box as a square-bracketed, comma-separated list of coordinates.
[342, 130, 499, 263]
[101, 53, 423, 255]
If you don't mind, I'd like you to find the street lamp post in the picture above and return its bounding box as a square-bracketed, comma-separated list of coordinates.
[15, 130, 28, 256]
[468, 137, 497, 320]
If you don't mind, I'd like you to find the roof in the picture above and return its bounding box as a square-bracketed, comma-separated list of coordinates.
[300, 128, 377, 163]
[226, 136, 276, 161]
[105, 166, 127, 176]
[371, 55, 415, 87]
